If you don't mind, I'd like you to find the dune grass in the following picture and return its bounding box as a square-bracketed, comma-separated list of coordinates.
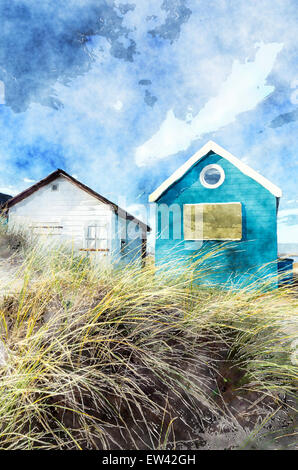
[0, 224, 297, 450]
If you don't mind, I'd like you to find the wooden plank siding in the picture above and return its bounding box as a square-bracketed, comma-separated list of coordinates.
[8, 175, 148, 267]
[8, 176, 113, 252]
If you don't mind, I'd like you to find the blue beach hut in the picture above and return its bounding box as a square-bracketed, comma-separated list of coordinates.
[149, 141, 282, 288]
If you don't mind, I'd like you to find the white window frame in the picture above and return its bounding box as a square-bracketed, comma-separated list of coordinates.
[200, 164, 225, 189]
[83, 217, 111, 254]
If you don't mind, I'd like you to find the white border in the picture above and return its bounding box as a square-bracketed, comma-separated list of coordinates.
[149, 140, 282, 202]
[200, 164, 225, 189]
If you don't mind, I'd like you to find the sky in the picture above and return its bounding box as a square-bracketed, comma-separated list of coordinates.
[0, 0, 297, 245]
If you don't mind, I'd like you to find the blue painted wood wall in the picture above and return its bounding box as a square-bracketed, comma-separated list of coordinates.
[154, 151, 278, 288]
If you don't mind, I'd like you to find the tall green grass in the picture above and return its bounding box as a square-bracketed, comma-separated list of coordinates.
[0, 224, 296, 449]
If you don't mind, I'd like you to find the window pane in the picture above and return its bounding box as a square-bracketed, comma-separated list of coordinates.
[203, 203, 242, 240]
[203, 167, 221, 185]
[88, 226, 96, 239]
[184, 203, 242, 240]
[87, 238, 97, 249]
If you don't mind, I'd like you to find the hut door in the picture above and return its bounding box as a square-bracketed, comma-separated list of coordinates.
[83, 221, 110, 262]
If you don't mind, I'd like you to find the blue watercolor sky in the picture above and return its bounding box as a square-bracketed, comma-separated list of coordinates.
[0, 0, 297, 245]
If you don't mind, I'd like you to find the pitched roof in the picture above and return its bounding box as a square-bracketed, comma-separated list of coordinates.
[4, 169, 150, 232]
[149, 140, 282, 202]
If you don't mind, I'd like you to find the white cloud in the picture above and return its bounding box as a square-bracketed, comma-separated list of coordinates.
[112, 100, 123, 111]
[278, 207, 298, 243]
[0, 81, 5, 105]
[278, 207, 298, 218]
[23, 177, 36, 183]
[135, 42, 283, 166]
[278, 223, 298, 244]
[0, 186, 18, 196]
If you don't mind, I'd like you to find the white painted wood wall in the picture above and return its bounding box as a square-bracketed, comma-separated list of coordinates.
[8, 176, 115, 254]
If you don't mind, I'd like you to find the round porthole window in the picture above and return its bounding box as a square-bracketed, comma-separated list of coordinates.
[200, 164, 225, 189]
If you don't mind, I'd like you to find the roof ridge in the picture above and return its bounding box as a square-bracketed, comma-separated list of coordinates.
[149, 141, 282, 202]
[4, 169, 150, 232]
